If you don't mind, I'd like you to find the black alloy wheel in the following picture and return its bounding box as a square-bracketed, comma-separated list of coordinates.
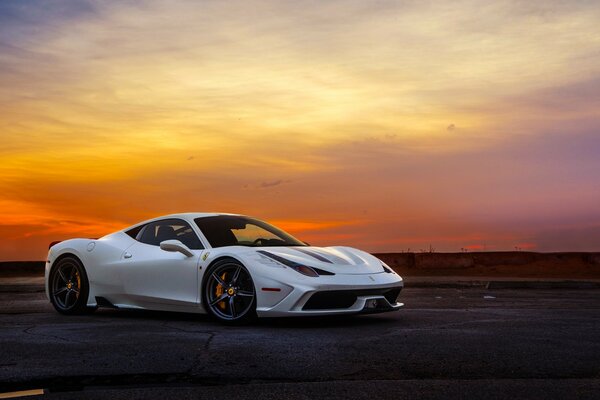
[50, 256, 95, 315]
[204, 259, 256, 323]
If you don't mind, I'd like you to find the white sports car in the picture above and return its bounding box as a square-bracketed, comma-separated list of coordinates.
[45, 213, 403, 323]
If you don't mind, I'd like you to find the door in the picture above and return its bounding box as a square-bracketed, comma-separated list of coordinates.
[120, 218, 205, 308]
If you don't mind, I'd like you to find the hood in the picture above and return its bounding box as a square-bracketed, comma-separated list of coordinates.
[254, 246, 385, 275]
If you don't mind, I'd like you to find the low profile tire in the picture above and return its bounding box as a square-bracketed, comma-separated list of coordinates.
[49, 256, 95, 315]
[203, 259, 257, 324]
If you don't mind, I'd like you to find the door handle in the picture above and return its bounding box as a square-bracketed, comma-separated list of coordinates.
[124, 252, 132, 259]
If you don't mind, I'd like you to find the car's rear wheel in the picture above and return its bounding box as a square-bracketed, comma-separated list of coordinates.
[49, 256, 95, 315]
[203, 259, 256, 324]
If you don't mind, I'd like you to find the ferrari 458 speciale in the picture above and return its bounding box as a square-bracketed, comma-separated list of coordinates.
[46, 213, 403, 323]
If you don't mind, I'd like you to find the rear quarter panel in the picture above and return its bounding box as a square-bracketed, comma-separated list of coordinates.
[46, 232, 136, 305]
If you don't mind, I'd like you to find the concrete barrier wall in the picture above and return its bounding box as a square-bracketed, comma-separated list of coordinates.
[0, 261, 45, 276]
[374, 252, 600, 279]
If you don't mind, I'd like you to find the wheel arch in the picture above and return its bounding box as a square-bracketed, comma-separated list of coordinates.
[202, 255, 246, 288]
[50, 252, 89, 283]
[52, 252, 85, 268]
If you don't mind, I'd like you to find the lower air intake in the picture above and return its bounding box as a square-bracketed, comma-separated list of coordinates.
[303, 287, 402, 310]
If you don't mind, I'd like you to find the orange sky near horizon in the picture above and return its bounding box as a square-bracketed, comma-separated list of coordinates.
[1, 0, 600, 260]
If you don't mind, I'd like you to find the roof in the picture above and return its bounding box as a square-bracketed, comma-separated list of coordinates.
[161, 212, 241, 219]
[118, 212, 243, 233]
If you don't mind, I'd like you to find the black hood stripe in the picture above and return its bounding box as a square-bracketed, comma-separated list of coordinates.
[257, 250, 300, 268]
[293, 248, 333, 263]
[257, 250, 335, 275]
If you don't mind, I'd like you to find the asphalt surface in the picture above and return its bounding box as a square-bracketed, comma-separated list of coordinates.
[0, 287, 599, 399]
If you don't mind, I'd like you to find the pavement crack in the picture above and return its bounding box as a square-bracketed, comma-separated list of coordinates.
[161, 322, 213, 334]
[204, 332, 215, 351]
[183, 332, 216, 375]
[157, 323, 217, 375]
[22, 325, 84, 344]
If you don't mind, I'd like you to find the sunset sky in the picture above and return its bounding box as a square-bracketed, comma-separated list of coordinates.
[1, 0, 600, 260]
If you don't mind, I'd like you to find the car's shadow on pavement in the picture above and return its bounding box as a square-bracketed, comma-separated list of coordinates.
[255, 314, 396, 328]
[91, 307, 396, 328]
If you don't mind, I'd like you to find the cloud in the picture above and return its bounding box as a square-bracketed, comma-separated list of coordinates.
[1, 1, 600, 258]
[259, 179, 290, 188]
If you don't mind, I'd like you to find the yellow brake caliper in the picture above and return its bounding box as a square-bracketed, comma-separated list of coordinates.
[215, 272, 227, 310]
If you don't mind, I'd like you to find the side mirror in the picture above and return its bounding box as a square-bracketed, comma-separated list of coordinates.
[160, 240, 194, 257]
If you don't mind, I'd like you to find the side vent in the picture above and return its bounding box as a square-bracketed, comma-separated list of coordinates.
[95, 297, 118, 309]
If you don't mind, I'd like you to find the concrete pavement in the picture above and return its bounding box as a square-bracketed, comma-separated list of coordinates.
[0, 286, 599, 399]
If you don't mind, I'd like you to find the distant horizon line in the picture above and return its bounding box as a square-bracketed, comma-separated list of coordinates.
[2, 249, 600, 264]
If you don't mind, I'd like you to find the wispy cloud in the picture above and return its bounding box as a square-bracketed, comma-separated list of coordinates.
[259, 179, 290, 188]
[1, 1, 600, 259]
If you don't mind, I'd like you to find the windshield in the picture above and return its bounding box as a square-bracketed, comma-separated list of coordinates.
[194, 215, 306, 248]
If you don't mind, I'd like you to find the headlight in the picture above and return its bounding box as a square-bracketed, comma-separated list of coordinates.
[379, 260, 395, 274]
[294, 265, 320, 277]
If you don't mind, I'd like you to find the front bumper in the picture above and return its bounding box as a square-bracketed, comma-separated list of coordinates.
[254, 270, 404, 317]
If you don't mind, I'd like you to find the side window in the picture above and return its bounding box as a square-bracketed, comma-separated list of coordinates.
[125, 224, 145, 239]
[137, 219, 204, 250]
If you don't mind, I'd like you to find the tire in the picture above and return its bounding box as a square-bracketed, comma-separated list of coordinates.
[203, 258, 257, 324]
[49, 256, 95, 315]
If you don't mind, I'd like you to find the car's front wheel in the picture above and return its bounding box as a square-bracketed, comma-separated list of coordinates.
[49, 256, 95, 315]
[203, 259, 257, 324]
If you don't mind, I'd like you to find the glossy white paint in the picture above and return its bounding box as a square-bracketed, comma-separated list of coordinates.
[45, 213, 404, 317]
[119, 240, 201, 308]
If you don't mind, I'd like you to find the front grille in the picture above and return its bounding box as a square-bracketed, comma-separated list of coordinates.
[303, 287, 402, 310]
